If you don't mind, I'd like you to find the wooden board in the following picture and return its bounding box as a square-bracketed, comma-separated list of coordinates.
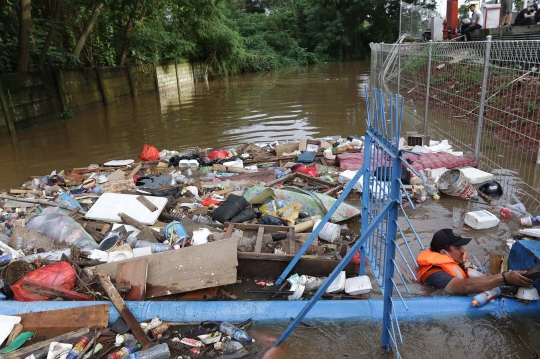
[117, 258, 148, 300]
[16, 305, 109, 333]
[94, 238, 238, 298]
[85, 193, 168, 225]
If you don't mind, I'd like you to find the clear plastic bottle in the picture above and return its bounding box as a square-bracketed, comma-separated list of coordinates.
[471, 287, 502, 307]
[134, 240, 172, 253]
[219, 322, 254, 344]
[83, 343, 103, 359]
[221, 338, 244, 353]
[126, 343, 169, 359]
[66, 336, 90, 359]
[192, 214, 224, 229]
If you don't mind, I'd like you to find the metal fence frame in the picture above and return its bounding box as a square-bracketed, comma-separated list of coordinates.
[370, 37, 540, 214]
[271, 89, 424, 358]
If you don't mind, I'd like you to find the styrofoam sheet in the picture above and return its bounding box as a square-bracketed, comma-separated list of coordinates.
[85, 193, 167, 225]
[459, 167, 494, 184]
[104, 159, 134, 166]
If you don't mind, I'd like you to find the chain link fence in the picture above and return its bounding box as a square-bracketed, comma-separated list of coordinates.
[370, 38, 540, 214]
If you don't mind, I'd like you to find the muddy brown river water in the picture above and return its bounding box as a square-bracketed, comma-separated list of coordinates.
[0, 62, 539, 358]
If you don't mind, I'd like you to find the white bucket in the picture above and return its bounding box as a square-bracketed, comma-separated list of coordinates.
[314, 219, 341, 243]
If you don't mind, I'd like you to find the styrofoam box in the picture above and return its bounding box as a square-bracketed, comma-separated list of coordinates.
[326, 271, 346, 293]
[459, 167, 494, 184]
[345, 275, 372, 295]
[464, 210, 500, 229]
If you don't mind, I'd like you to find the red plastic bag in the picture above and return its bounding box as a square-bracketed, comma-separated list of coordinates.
[139, 144, 160, 161]
[11, 261, 77, 302]
[201, 197, 221, 206]
[291, 164, 318, 177]
[208, 150, 228, 160]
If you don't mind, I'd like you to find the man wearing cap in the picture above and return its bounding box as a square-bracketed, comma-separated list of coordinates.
[417, 229, 533, 294]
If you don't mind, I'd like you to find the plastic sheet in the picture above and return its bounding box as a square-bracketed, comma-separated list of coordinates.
[26, 208, 98, 250]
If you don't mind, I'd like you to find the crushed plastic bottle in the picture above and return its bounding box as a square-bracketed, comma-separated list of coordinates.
[66, 336, 90, 359]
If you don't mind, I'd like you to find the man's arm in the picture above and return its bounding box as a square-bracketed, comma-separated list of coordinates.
[445, 270, 533, 295]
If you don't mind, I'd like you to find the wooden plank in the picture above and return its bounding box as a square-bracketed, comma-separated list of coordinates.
[224, 223, 234, 239]
[16, 305, 109, 332]
[94, 238, 238, 298]
[265, 173, 296, 187]
[289, 227, 296, 255]
[254, 227, 265, 253]
[117, 258, 148, 301]
[118, 212, 158, 242]
[136, 196, 158, 212]
[224, 222, 293, 234]
[9, 189, 39, 194]
[295, 172, 337, 187]
[97, 273, 152, 349]
[100, 223, 111, 235]
[21, 278, 93, 301]
[1, 327, 90, 359]
[126, 163, 142, 180]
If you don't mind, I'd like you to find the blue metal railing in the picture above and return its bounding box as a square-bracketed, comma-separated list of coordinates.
[271, 88, 424, 358]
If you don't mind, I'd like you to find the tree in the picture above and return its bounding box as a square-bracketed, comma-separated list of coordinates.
[73, 2, 104, 59]
[15, 0, 31, 73]
[37, 0, 63, 69]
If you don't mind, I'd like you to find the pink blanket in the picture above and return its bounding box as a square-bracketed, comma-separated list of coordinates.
[337, 151, 478, 172]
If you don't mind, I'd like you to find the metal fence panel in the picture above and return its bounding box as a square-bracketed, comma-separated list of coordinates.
[371, 39, 540, 214]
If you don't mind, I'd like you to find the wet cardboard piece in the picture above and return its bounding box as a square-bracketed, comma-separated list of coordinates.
[8, 227, 57, 253]
[117, 257, 148, 301]
[107, 169, 126, 181]
[94, 238, 238, 298]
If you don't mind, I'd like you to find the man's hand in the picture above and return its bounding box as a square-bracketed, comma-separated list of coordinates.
[505, 270, 534, 286]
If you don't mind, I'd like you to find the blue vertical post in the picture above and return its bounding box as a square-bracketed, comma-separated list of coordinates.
[360, 132, 373, 276]
[380, 144, 402, 350]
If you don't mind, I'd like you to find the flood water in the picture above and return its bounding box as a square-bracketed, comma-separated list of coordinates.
[1, 62, 539, 358]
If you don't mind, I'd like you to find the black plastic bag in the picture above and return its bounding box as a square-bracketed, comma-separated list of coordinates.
[259, 215, 283, 226]
[211, 194, 250, 223]
[230, 207, 256, 223]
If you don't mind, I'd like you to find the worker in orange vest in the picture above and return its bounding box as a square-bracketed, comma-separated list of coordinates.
[417, 229, 532, 294]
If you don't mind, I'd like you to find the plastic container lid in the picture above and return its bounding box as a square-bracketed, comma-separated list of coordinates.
[326, 271, 346, 293]
[345, 275, 372, 295]
[516, 287, 540, 300]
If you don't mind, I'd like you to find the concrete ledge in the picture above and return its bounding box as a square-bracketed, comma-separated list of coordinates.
[471, 25, 540, 41]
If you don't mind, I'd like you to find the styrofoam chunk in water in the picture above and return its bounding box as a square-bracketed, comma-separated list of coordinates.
[464, 210, 500, 229]
[459, 167, 494, 184]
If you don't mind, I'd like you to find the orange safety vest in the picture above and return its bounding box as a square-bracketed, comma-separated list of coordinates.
[417, 249, 468, 283]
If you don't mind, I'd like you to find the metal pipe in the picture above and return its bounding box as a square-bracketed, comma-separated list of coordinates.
[475, 35, 492, 159]
[423, 40, 433, 133]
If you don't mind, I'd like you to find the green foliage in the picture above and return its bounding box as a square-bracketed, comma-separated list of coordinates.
[0, 0, 433, 75]
[60, 109, 74, 119]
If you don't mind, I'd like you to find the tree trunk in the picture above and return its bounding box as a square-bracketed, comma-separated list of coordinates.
[37, 0, 62, 69]
[73, 2, 104, 59]
[119, 0, 142, 66]
[15, 0, 32, 73]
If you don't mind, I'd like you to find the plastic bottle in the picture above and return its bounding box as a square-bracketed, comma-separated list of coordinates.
[418, 170, 428, 186]
[66, 336, 90, 359]
[134, 240, 172, 253]
[471, 287, 502, 307]
[1, 213, 18, 221]
[126, 343, 170, 359]
[107, 345, 140, 359]
[83, 343, 103, 359]
[192, 214, 225, 229]
[219, 322, 254, 344]
[221, 339, 244, 353]
[534, 215, 540, 224]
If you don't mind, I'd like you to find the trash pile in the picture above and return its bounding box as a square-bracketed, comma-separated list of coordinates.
[0, 308, 258, 358]
[1, 132, 540, 356]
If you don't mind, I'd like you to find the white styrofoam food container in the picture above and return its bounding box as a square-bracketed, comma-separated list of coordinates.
[326, 271, 346, 293]
[459, 167, 494, 184]
[345, 275, 372, 295]
[464, 210, 500, 229]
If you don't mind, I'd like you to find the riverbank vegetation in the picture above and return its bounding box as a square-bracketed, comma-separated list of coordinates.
[0, 0, 435, 75]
